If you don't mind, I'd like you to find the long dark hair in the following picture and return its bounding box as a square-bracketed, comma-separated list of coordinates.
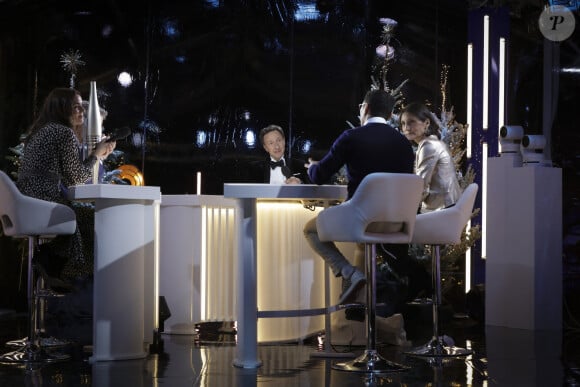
[24, 88, 80, 143]
[400, 102, 441, 139]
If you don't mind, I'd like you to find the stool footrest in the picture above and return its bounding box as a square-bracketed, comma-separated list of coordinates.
[332, 349, 409, 373]
[405, 337, 472, 357]
[258, 304, 347, 318]
[0, 345, 70, 364]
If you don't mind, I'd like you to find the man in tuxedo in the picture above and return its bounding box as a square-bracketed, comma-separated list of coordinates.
[303, 89, 415, 304]
[255, 124, 309, 184]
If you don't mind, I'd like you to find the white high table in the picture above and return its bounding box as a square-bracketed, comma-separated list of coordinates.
[223, 183, 347, 368]
[69, 184, 161, 362]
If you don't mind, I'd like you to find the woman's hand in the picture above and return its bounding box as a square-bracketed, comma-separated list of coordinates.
[92, 137, 116, 160]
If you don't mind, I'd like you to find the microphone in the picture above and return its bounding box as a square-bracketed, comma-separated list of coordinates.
[106, 126, 131, 142]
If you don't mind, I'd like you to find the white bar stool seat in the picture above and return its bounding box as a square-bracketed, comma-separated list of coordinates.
[405, 183, 479, 357]
[317, 172, 423, 374]
[0, 170, 77, 364]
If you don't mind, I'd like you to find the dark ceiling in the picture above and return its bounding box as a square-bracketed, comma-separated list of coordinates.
[0, 0, 576, 194]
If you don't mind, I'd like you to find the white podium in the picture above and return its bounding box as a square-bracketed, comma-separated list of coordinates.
[485, 156, 562, 330]
[69, 184, 161, 361]
[159, 194, 350, 345]
[223, 183, 347, 368]
[158, 195, 238, 335]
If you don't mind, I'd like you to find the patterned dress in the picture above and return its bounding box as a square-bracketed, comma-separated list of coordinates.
[17, 122, 97, 279]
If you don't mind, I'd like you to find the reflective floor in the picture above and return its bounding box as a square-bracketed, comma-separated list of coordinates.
[0, 310, 578, 387]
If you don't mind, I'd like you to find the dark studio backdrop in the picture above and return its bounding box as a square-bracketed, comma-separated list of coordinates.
[0, 0, 578, 314]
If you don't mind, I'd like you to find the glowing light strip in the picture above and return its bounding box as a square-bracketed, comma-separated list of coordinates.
[465, 219, 472, 293]
[560, 67, 580, 73]
[467, 43, 473, 159]
[481, 142, 488, 259]
[200, 207, 207, 320]
[483, 15, 489, 130]
[498, 38, 506, 151]
[154, 202, 160, 327]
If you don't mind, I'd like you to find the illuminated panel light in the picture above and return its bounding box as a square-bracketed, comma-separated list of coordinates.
[154, 203, 160, 327]
[483, 15, 489, 130]
[481, 142, 488, 259]
[498, 38, 506, 151]
[561, 67, 580, 73]
[200, 207, 207, 320]
[467, 43, 473, 159]
[465, 220, 472, 293]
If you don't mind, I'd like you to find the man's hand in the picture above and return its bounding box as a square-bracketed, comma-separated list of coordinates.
[285, 176, 302, 185]
[304, 157, 319, 169]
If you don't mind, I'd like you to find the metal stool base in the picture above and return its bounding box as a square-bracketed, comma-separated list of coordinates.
[6, 336, 71, 349]
[0, 345, 70, 364]
[311, 351, 355, 359]
[405, 338, 472, 357]
[332, 350, 409, 374]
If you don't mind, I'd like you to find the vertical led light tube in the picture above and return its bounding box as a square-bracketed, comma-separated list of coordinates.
[197, 171, 202, 195]
[200, 207, 207, 321]
[465, 43, 474, 290]
[498, 37, 506, 151]
[483, 15, 489, 130]
[467, 43, 473, 159]
[465, 219, 472, 293]
[481, 142, 488, 259]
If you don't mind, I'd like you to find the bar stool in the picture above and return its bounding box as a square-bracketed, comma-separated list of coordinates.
[0, 170, 77, 364]
[405, 183, 478, 357]
[316, 172, 423, 373]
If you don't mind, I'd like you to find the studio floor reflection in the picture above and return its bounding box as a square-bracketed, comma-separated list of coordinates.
[0, 311, 578, 387]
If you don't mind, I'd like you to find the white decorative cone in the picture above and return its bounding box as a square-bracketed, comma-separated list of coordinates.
[87, 81, 102, 184]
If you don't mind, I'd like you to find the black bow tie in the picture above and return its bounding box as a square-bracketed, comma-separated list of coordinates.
[269, 160, 285, 169]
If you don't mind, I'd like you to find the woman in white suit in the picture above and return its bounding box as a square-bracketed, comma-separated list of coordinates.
[400, 102, 462, 213]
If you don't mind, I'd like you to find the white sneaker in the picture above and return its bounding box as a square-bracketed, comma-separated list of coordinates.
[338, 269, 366, 305]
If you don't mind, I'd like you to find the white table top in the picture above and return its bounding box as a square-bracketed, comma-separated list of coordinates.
[223, 183, 347, 200]
[69, 184, 161, 201]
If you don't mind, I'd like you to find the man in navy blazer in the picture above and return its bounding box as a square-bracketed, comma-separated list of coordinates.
[303, 89, 414, 305]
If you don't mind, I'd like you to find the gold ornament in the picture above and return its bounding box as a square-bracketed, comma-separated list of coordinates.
[115, 164, 144, 186]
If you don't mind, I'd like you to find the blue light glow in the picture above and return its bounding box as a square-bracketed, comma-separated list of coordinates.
[295, 2, 320, 21]
[196, 130, 208, 147]
[162, 19, 180, 38]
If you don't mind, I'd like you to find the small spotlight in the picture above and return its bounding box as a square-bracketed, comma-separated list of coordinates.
[117, 72, 133, 87]
[244, 129, 256, 148]
[196, 130, 208, 148]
